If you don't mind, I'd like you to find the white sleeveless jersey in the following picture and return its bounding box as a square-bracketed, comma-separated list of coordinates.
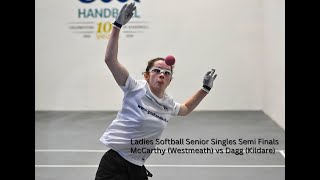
[100, 75, 181, 166]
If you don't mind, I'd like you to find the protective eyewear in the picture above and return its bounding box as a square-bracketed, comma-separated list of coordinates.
[149, 67, 172, 76]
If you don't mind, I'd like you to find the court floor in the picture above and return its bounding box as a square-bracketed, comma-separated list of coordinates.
[35, 111, 285, 180]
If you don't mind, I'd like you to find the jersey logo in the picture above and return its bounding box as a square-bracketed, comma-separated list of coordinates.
[137, 104, 168, 122]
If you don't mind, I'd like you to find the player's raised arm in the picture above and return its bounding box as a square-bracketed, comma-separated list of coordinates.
[104, 2, 136, 86]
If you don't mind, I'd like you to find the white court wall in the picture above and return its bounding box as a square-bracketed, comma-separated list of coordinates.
[262, 0, 285, 130]
[35, 0, 270, 113]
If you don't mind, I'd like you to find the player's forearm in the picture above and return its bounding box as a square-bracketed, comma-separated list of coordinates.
[182, 89, 208, 114]
[105, 27, 120, 65]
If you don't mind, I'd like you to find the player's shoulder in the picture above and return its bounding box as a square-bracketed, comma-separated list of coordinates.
[129, 75, 147, 89]
[163, 92, 175, 104]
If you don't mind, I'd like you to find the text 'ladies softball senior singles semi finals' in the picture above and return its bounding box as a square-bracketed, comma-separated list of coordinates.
[130, 138, 279, 156]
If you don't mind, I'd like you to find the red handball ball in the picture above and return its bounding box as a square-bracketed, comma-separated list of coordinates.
[165, 55, 175, 66]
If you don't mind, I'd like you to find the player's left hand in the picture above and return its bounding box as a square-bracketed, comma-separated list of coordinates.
[202, 69, 217, 93]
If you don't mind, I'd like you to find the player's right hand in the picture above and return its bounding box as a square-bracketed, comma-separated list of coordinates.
[113, 2, 136, 29]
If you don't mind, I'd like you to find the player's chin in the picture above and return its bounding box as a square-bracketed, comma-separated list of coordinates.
[155, 83, 166, 89]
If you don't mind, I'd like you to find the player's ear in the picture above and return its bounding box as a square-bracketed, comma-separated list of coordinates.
[143, 72, 149, 81]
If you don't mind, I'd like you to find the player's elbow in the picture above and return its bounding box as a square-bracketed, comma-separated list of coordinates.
[178, 105, 191, 116]
[105, 58, 117, 68]
[104, 57, 112, 65]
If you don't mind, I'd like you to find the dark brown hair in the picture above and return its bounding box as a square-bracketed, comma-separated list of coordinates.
[144, 57, 174, 74]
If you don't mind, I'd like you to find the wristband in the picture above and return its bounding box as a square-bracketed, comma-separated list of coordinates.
[202, 85, 211, 93]
[113, 21, 122, 29]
